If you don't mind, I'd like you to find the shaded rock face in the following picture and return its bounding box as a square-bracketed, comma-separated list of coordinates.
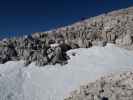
[0, 40, 18, 63]
[0, 36, 71, 66]
[0, 6, 133, 65]
[64, 71, 133, 100]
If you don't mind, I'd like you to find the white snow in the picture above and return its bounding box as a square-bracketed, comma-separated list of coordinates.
[1, 44, 133, 100]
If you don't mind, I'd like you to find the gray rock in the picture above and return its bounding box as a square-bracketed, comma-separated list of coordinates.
[116, 34, 133, 46]
[122, 34, 132, 45]
[64, 71, 133, 100]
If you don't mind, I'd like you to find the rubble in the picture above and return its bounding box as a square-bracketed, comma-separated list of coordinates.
[64, 71, 133, 100]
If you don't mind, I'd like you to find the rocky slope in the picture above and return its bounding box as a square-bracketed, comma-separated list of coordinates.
[0, 6, 133, 66]
[32, 6, 133, 48]
[64, 71, 133, 100]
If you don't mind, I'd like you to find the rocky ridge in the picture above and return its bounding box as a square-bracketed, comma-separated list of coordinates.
[33, 6, 133, 48]
[0, 6, 133, 66]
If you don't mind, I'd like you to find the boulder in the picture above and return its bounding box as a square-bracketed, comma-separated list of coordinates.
[46, 43, 70, 65]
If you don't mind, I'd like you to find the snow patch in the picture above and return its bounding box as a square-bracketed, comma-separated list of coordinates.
[1, 44, 133, 100]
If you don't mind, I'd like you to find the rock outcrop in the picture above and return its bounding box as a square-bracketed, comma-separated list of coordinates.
[64, 71, 133, 100]
[0, 36, 71, 66]
[32, 6, 133, 48]
[0, 6, 133, 66]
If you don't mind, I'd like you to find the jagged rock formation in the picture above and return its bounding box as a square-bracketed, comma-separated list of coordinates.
[33, 6, 133, 48]
[64, 71, 133, 100]
[0, 36, 71, 66]
[0, 6, 133, 65]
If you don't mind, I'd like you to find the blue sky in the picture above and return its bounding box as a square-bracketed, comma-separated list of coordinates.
[0, 0, 133, 38]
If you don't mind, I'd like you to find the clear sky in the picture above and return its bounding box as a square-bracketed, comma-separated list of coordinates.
[0, 0, 133, 38]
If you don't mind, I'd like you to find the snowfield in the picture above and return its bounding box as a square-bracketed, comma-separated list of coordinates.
[1, 44, 133, 100]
